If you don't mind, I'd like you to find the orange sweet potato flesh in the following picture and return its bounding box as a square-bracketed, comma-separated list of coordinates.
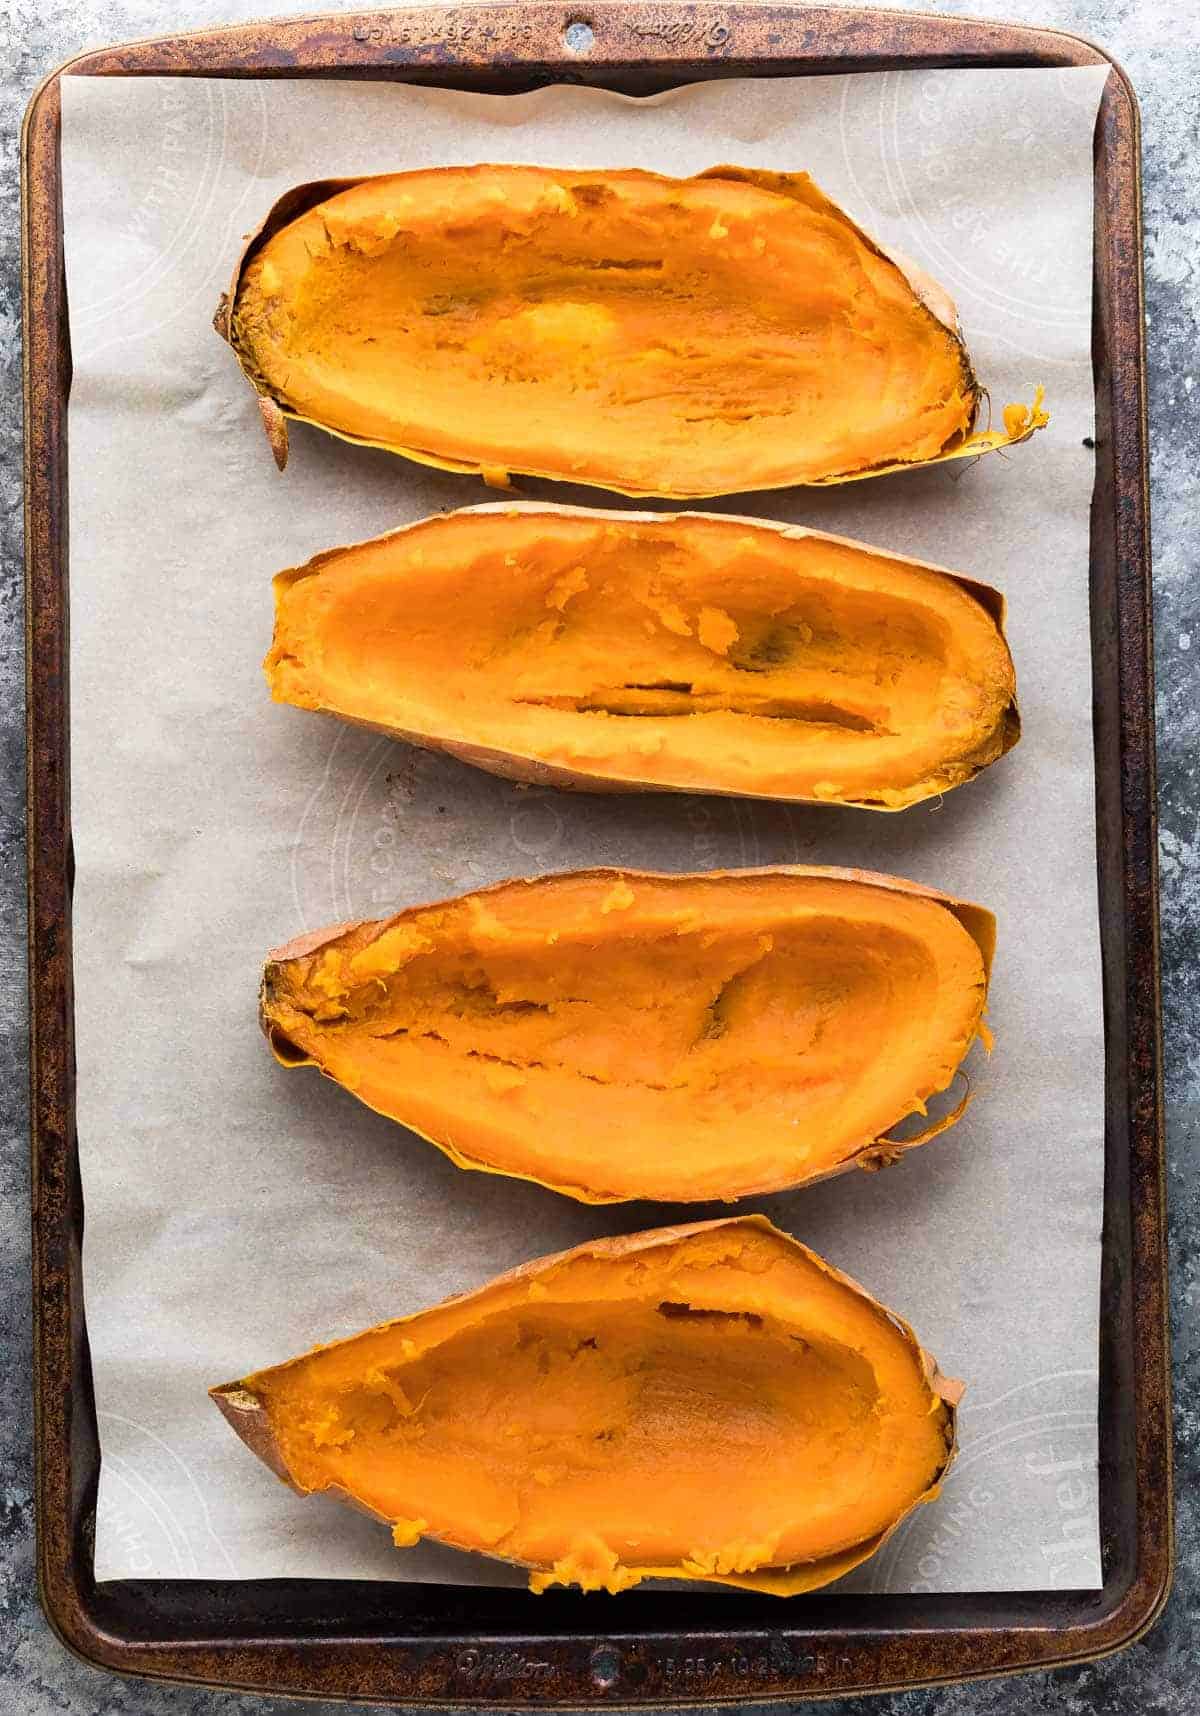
[261, 867, 993, 1204]
[222, 165, 1047, 496]
[267, 504, 1018, 810]
[211, 1216, 961, 1595]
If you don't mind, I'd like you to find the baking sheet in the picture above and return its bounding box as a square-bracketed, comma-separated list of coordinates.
[60, 64, 1109, 1591]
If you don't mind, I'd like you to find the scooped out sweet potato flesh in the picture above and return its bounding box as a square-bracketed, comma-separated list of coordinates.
[261, 867, 993, 1204]
[222, 164, 1048, 496]
[211, 1217, 961, 1595]
[267, 504, 1018, 810]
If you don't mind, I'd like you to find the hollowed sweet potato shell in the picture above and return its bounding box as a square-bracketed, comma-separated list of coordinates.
[217, 164, 1047, 497]
[266, 502, 1019, 811]
[261, 865, 994, 1204]
[211, 1215, 962, 1596]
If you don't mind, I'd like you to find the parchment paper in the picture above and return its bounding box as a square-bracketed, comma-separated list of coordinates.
[60, 64, 1109, 1591]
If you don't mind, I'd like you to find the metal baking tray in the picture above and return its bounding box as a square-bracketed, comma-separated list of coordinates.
[23, 4, 1170, 1703]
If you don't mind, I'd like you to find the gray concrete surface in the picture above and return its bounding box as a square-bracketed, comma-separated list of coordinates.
[1, 0, 1194, 1710]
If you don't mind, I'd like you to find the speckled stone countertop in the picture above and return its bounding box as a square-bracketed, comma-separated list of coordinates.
[1, 0, 1194, 1711]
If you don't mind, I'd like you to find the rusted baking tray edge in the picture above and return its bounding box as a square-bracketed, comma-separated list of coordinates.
[22, 3, 1169, 1705]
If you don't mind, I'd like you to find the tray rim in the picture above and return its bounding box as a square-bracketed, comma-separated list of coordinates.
[22, 2, 1172, 1705]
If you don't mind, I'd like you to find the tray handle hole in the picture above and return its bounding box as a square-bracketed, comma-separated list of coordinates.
[564, 18, 595, 52]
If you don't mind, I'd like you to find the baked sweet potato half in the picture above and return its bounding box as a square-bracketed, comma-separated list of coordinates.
[266, 503, 1018, 811]
[261, 866, 993, 1204]
[211, 1216, 961, 1595]
[217, 164, 1047, 496]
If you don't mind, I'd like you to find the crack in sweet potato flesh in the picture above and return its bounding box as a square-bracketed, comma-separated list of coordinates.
[513, 687, 886, 730]
[267, 510, 1016, 808]
[238, 1223, 955, 1591]
[262, 870, 988, 1202]
[232, 165, 978, 495]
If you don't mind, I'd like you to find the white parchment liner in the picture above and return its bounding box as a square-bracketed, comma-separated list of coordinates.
[60, 64, 1108, 1590]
